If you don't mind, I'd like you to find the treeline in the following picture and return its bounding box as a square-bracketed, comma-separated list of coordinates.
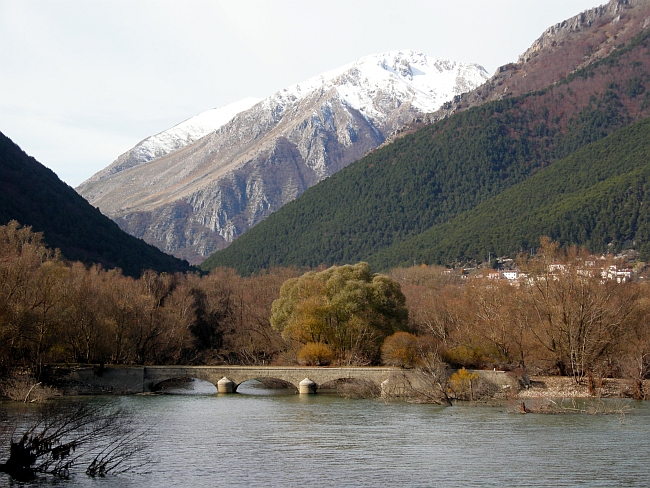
[0, 221, 300, 373]
[203, 27, 650, 275]
[1, 221, 649, 395]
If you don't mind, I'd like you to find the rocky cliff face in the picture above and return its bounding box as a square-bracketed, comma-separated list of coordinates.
[422, 0, 650, 125]
[77, 51, 488, 264]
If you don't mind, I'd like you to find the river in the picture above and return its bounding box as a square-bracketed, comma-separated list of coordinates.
[1, 380, 649, 487]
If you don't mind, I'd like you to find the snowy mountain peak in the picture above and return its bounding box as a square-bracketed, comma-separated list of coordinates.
[132, 96, 263, 162]
[267, 50, 488, 123]
[170, 97, 261, 138]
[140, 96, 263, 156]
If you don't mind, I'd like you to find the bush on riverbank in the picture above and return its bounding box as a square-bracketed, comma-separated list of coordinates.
[297, 342, 335, 366]
[0, 374, 58, 403]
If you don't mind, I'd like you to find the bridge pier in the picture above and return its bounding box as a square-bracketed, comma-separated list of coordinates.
[217, 377, 236, 394]
[299, 378, 317, 394]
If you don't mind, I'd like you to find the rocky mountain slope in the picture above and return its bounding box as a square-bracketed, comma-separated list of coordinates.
[432, 0, 650, 119]
[376, 0, 650, 150]
[0, 132, 191, 277]
[77, 51, 488, 263]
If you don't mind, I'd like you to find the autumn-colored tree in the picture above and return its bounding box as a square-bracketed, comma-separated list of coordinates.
[400, 283, 463, 345]
[460, 279, 536, 369]
[0, 223, 48, 370]
[227, 268, 299, 365]
[389, 265, 460, 290]
[614, 281, 650, 398]
[271, 263, 408, 365]
[150, 276, 196, 364]
[102, 271, 140, 364]
[183, 267, 299, 365]
[60, 263, 112, 363]
[448, 368, 480, 401]
[0, 222, 70, 373]
[188, 268, 235, 361]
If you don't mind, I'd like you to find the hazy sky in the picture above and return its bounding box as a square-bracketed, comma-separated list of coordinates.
[1, 0, 603, 187]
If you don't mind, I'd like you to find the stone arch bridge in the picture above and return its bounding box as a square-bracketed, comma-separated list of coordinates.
[63, 365, 518, 395]
[65, 365, 411, 395]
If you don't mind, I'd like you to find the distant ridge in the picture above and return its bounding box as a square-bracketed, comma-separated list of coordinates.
[0, 132, 191, 277]
[202, 5, 650, 274]
[427, 0, 650, 122]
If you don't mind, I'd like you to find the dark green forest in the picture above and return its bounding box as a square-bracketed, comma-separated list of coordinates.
[369, 117, 650, 268]
[202, 28, 650, 275]
[0, 132, 191, 277]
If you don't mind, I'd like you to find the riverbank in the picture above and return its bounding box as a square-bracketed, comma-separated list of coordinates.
[518, 376, 649, 399]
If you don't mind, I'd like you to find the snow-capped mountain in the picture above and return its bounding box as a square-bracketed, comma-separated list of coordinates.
[77, 50, 489, 264]
[83, 97, 262, 183]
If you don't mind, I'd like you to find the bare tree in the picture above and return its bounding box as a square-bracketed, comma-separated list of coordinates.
[521, 239, 638, 383]
[384, 350, 452, 405]
[0, 401, 148, 481]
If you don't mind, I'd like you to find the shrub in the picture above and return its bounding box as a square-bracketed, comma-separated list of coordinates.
[381, 332, 421, 368]
[448, 368, 480, 401]
[297, 342, 335, 366]
[0, 375, 58, 403]
[441, 344, 506, 369]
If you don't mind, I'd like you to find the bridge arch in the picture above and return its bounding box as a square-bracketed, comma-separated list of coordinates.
[150, 376, 218, 394]
[235, 378, 297, 394]
[65, 365, 521, 396]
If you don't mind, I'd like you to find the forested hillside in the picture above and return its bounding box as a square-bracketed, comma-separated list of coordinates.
[369, 117, 650, 268]
[0, 132, 191, 277]
[202, 27, 650, 274]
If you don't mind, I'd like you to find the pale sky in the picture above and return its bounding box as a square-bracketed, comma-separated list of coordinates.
[0, 0, 603, 187]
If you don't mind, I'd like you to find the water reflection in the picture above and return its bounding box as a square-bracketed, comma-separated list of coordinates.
[153, 377, 218, 395]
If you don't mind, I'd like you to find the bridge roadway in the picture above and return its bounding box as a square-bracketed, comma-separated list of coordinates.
[66, 365, 410, 394]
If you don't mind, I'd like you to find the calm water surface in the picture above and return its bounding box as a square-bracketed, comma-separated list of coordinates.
[1, 380, 649, 487]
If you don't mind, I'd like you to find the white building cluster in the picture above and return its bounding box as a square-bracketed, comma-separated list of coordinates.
[480, 261, 636, 285]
